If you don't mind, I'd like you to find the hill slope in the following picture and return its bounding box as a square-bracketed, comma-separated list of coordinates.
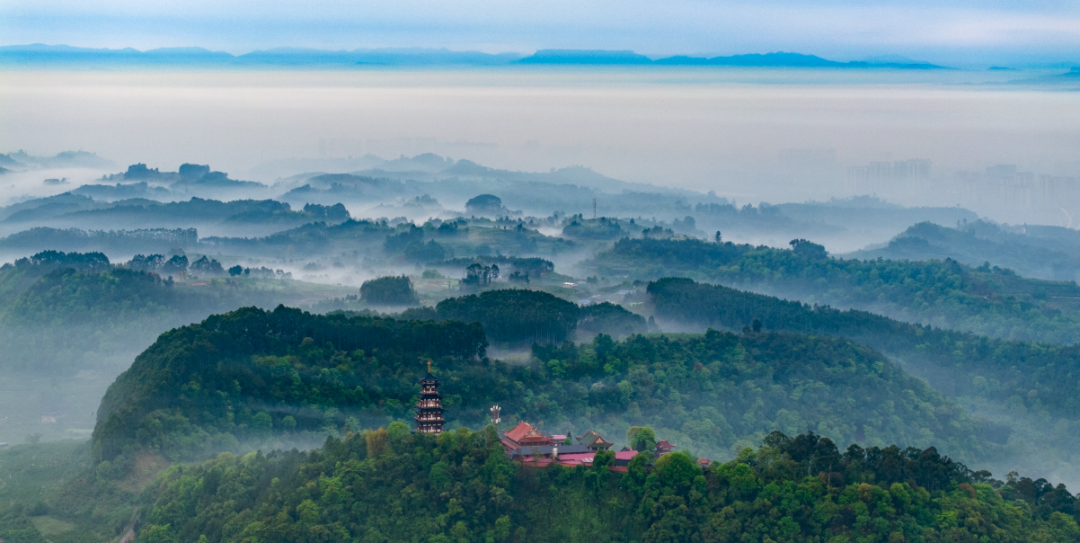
[646, 277, 1080, 484]
[129, 428, 1078, 543]
[847, 220, 1080, 282]
[93, 306, 993, 467]
[589, 237, 1080, 344]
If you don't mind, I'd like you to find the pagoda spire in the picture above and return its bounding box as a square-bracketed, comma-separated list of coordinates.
[414, 361, 445, 434]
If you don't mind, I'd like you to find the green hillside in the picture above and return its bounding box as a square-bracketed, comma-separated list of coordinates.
[127, 429, 1079, 543]
[847, 220, 1080, 282]
[0, 250, 111, 305]
[646, 277, 1080, 482]
[590, 237, 1080, 344]
[92, 306, 992, 468]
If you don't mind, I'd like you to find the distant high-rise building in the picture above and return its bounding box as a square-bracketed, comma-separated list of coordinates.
[892, 159, 931, 182]
[985, 164, 1018, 180]
[847, 158, 930, 194]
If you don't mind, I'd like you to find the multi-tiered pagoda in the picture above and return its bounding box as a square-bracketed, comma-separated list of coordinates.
[415, 361, 445, 434]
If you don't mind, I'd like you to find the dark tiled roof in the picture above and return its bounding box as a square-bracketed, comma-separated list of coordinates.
[576, 430, 614, 448]
[508, 444, 591, 457]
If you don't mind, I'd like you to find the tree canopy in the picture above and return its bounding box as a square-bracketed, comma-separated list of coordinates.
[359, 275, 419, 306]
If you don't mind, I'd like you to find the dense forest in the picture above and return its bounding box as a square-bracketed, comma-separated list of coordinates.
[7, 151, 1080, 542]
[646, 277, 1080, 480]
[92, 429, 1080, 543]
[397, 289, 646, 344]
[92, 306, 486, 462]
[434, 289, 580, 347]
[91, 306, 995, 472]
[576, 301, 648, 338]
[591, 237, 1080, 344]
[359, 275, 420, 306]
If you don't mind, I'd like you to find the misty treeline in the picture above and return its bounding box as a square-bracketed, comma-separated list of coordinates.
[592, 237, 1080, 344]
[647, 278, 1080, 477]
[394, 289, 646, 346]
[849, 219, 1080, 282]
[0, 226, 199, 255]
[0, 251, 302, 373]
[648, 278, 1080, 421]
[359, 275, 420, 305]
[0, 195, 350, 235]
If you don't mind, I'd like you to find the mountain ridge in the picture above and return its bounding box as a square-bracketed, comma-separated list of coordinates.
[0, 44, 949, 69]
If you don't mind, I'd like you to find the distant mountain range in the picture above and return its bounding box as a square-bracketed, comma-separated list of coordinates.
[0, 44, 949, 69]
[521, 50, 947, 69]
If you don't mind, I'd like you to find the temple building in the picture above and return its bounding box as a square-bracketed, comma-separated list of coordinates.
[415, 362, 445, 434]
[500, 421, 616, 466]
[577, 430, 615, 452]
[500, 421, 556, 452]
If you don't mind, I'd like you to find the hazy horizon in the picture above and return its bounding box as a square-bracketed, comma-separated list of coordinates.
[3, 0, 1080, 66]
[3, 67, 1078, 226]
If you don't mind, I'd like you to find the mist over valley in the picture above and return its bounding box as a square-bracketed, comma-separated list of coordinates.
[2, 19, 1080, 542]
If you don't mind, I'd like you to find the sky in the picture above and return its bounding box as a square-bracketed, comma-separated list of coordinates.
[2, 0, 1080, 66]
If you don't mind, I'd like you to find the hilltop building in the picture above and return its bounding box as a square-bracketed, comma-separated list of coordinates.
[577, 430, 615, 452]
[496, 421, 696, 468]
[415, 363, 445, 434]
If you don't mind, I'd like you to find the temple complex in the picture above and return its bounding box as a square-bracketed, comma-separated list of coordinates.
[414, 384, 705, 466]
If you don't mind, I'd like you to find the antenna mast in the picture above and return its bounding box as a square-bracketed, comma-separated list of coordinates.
[593, 198, 597, 219]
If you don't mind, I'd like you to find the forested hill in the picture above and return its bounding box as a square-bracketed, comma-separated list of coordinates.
[846, 220, 1080, 282]
[0, 251, 334, 374]
[0, 249, 110, 305]
[590, 237, 1080, 344]
[399, 288, 647, 346]
[130, 428, 1079, 543]
[93, 305, 992, 469]
[93, 307, 488, 462]
[647, 277, 1080, 482]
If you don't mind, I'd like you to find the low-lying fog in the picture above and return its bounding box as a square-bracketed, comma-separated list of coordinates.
[2, 68, 1078, 221]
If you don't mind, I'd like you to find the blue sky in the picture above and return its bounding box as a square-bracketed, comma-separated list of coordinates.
[2, 0, 1079, 65]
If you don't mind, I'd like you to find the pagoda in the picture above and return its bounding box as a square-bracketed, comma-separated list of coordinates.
[415, 361, 445, 434]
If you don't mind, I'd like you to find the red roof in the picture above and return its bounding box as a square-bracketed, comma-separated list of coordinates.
[615, 450, 637, 461]
[656, 440, 676, 451]
[503, 421, 551, 445]
[504, 421, 536, 442]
